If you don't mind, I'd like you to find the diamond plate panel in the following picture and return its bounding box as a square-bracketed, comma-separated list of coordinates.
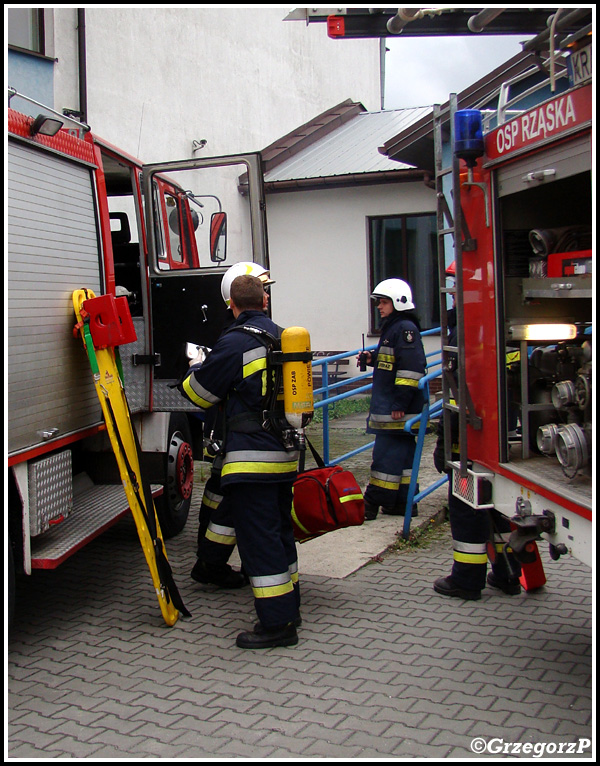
[152, 380, 199, 411]
[121, 317, 148, 412]
[28, 451, 73, 536]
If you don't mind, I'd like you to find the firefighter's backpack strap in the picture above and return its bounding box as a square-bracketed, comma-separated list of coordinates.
[225, 324, 285, 436]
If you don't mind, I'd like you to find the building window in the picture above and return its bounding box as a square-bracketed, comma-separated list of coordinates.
[7, 8, 45, 55]
[368, 213, 439, 331]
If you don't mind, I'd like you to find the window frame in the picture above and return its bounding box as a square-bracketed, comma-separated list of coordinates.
[7, 8, 47, 56]
[367, 212, 439, 333]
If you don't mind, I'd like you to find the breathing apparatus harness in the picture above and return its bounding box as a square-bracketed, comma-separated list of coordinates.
[225, 324, 313, 451]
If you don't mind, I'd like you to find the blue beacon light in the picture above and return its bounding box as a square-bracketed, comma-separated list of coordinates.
[454, 109, 484, 168]
[453, 109, 490, 228]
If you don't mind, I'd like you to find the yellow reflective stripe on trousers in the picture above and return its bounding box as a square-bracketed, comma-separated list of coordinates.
[401, 469, 412, 485]
[201, 489, 222, 510]
[205, 522, 236, 546]
[370, 471, 412, 490]
[453, 540, 488, 564]
[454, 551, 488, 564]
[288, 561, 299, 584]
[370, 470, 401, 491]
[249, 572, 294, 599]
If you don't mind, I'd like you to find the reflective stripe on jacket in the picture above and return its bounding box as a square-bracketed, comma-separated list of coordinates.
[367, 312, 427, 434]
[178, 310, 298, 485]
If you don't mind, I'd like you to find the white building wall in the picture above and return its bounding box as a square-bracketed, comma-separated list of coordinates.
[52, 7, 381, 162]
[265, 182, 437, 353]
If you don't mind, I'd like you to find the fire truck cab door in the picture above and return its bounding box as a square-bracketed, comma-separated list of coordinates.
[141, 153, 268, 410]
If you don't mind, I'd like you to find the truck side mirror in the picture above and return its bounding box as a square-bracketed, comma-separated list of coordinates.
[210, 212, 227, 262]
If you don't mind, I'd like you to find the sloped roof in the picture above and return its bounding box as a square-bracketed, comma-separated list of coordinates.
[265, 105, 431, 182]
[261, 99, 365, 173]
[380, 50, 551, 170]
[256, 100, 432, 192]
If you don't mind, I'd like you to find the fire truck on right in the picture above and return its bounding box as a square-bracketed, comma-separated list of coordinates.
[437, 37, 592, 568]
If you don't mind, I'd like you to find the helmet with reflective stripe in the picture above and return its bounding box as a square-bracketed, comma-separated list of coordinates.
[221, 261, 275, 306]
[371, 278, 415, 311]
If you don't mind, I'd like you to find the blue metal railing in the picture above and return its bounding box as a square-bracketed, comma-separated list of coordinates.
[311, 328, 448, 538]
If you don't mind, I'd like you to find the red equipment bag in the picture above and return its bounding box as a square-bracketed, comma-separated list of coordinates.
[291, 438, 364, 542]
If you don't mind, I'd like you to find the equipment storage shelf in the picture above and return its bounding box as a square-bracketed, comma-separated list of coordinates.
[521, 274, 592, 299]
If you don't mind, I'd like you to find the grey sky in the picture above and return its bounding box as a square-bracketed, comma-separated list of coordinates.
[384, 33, 534, 108]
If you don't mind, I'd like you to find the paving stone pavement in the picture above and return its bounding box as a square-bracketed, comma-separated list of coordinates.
[6, 424, 594, 760]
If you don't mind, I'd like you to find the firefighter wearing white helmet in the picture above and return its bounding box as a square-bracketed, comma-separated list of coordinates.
[358, 278, 426, 520]
[370, 278, 415, 311]
[186, 261, 275, 591]
[221, 261, 274, 308]
[180, 274, 300, 648]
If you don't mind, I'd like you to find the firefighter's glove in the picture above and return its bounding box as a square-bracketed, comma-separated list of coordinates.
[188, 345, 210, 367]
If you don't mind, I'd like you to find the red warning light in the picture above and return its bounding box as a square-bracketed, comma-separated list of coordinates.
[327, 16, 345, 38]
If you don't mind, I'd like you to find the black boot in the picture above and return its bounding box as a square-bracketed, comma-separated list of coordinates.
[487, 572, 521, 595]
[191, 560, 246, 589]
[433, 575, 481, 601]
[236, 622, 298, 649]
[254, 614, 302, 634]
[364, 502, 379, 520]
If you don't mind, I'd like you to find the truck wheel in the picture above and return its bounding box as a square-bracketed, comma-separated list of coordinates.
[155, 414, 194, 538]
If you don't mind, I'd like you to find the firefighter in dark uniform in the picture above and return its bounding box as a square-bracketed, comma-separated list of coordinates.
[359, 279, 427, 520]
[179, 274, 300, 649]
[191, 411, 241, 586]
[190, 262, 275, 590]
[433, 262, 522, 600]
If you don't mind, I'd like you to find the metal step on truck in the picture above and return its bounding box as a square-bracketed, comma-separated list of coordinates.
[7, 88, 270, 625]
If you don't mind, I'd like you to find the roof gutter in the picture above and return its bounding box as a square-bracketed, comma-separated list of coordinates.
[257, 168, 430, 195]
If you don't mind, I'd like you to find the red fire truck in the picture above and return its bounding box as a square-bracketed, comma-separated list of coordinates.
[437, 77, 592, 568]
[7, 89, 269, 621]
[295, 6, 593, 568]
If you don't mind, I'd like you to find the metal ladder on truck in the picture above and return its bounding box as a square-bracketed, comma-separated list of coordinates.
[433, 95, 482, 479]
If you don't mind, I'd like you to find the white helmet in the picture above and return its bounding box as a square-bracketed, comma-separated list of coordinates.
[221, 261, 275, 307]
[371, 278, 415, 311]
